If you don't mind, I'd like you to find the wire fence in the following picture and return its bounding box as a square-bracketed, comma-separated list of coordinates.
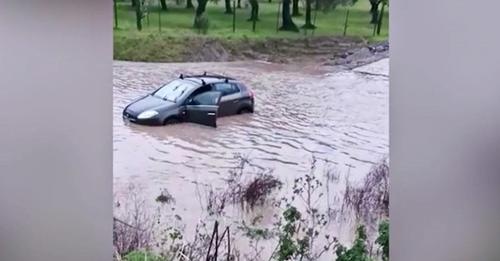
[113, 0, 387, 37]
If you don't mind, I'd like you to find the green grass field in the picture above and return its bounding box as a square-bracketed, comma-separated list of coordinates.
[113, 0, 388, 61]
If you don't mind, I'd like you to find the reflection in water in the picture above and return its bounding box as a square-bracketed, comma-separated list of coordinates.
[113, 59, 389, 258]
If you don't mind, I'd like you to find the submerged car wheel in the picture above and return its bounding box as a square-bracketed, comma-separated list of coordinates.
[237, 107, 254, 114]
[164, 117, 180, 125]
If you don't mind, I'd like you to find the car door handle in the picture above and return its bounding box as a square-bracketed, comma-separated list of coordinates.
[232, 99, 240, 103]
[207, 112, 216, 116]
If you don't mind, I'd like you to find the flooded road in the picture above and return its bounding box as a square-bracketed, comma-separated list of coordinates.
[113, 58, 389, 257]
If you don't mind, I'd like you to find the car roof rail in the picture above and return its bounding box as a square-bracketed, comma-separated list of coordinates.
[183, 72, 236, 80]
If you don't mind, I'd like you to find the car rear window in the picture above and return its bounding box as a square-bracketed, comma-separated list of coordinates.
[213, 83, 239, 96]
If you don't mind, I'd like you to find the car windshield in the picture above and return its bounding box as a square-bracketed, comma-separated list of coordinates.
[152, 79, 194, 102]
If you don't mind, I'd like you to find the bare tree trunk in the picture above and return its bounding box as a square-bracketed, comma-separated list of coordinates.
[292, 0, 301, 16]
[194, 0, 208, 27]
[248, 0, 259, 21]
[279, 0, 299, 32]
[369, 0, 380, 24]
[160, 0, 167, 10]
[186, 0, 194, 8]
[225, 0, 233, 13]
[302, 0, 315, 28]
[133, 0, 142, 31]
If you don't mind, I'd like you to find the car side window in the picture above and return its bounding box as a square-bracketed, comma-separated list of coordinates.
[189, 92, 220, 105]
[186, 85, 210, 104]
[213, 83, 239, 96]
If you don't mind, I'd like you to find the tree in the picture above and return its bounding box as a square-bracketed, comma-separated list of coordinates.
[302, 0, 315, 29]
[159, 0, 167, 10]
[224, 0, 233, 13]
[186, 0, 194, 8]
[369, 0, 381, 24]
[292, 0, 301, 16]
[279, 0, 299, 32]
[133, 0, 143, 31]
[194, 0, 209, 28]
[248, 0, 259, 21]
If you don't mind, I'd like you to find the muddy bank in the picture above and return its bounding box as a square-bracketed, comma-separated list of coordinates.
[114, 34, 388, 65]
[323, 41, 389, 70]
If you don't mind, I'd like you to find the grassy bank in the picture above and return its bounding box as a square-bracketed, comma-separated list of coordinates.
[114, 0, 388, 62]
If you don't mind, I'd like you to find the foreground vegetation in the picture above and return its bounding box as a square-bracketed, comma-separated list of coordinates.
[113, 0, 388, 61]
[113, 155, 389, 260]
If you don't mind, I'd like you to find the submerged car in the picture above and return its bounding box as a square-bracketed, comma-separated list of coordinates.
[123, 73, 254, 127]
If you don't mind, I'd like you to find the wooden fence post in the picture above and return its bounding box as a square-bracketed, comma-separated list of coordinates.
[276, 1, 281, 32]
[233, 0, 237, 32]
[343, 8, 350, 36]
[158, 0, 162, 32]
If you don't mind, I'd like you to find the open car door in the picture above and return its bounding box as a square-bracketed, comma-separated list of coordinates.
[185, 91, 221, 128]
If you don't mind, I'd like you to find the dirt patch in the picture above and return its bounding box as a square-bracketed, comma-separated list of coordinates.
[181, 36, 375, 64]
[114, 35, 388, 66]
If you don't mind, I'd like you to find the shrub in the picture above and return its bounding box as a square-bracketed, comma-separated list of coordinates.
[335, 225, 373, 261]
[207, 155, 282, 214]
[375, 220, 389, 261]
[269, 156, 338, 261]
[342, 158, 389, 228]
[242, 173, 282, 209]
[113, 185, 156, 256]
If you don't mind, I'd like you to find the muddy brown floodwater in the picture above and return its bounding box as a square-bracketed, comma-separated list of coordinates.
[113, 58, 389, 259]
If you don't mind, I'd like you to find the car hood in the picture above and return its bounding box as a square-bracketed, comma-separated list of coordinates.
[126, 95, 176, 114]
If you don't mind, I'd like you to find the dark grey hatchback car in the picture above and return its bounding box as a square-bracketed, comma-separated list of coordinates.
[123, 74, 254, 127]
